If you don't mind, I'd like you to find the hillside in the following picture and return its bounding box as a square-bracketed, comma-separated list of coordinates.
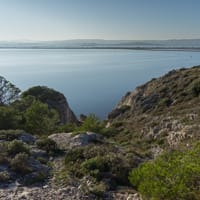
[108, 65, 200, 149]
[105, 66, 200, 199]
[1, 39, 200, 49]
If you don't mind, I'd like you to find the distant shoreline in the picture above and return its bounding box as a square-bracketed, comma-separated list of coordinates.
[0, 47, 200, 52]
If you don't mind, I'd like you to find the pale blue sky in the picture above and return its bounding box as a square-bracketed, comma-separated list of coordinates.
[0, 0, 199, 41]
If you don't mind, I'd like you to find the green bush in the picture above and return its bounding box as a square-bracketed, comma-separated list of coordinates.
[24, 100, 59, 135]
[36, 137, 57, 153]
[63, 145, 133, 186]
[22, 86, 59, 101]
[24, 171, 48, 185]
[0, 106, 20, 129]
[0, 129, 23, 141]
[57, 123, 78, 132]
[0, 171, 10, 182]
[21, 86, 70, 125]
[7, 139, 30, 155]
[191, 80, 200, 97]
[129, 143, 200, 200]
[10, 152, 32, 174]
[78, 114, 103, 132]
[36, 156, 48, 164]
[158, 98, 172, 107]
[81, 156, 109, 171]
[90, 181, 107, 197]
[65, 148, 85, 164]
[98, 127, 117, 137]
[81, 156, 110, 180]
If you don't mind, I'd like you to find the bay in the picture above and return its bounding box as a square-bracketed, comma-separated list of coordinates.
[0, 49, 200, 118]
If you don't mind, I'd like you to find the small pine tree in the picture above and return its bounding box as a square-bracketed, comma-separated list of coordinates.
[24, 100, 59, 135]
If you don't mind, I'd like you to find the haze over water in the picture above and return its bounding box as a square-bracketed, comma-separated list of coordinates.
[1, 48, 200, 118]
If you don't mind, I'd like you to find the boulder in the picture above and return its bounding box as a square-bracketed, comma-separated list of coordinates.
[48, 132, 103, 150]
[31, 148, 48, 161]
[18, 133, 36, 144]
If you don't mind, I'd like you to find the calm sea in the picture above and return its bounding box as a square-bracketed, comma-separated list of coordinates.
[0, 49, 200, 118]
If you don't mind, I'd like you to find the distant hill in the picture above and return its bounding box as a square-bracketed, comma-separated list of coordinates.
[1, 39, 200, 49]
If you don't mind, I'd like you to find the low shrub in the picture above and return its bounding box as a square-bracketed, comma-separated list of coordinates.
[57, 123, 78, 132]
[0, 129, 23, 141]
[90, 181, 107, 197]
[81, 156, 110, 180]
[7, 140, 30, 155]
[65, 148, 85, 164]
[0, 106, 20, 130]
[191, 80, 200, 97]
[0, 171, 10, 182]
[36, 138, 57, 153]
[36, 156, 48, 164]
[24, 171, 48, 185]
[158, 98, 172, 107]
[10, 152, 32, 174]
[81, 156, 110, 172]
[63, 144, 135, 186]
[78, 114, 103, 132]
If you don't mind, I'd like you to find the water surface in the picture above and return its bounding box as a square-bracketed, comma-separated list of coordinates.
[0, 49, 200, 118]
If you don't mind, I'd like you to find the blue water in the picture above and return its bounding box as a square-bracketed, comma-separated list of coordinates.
[0, 49, 200, 118]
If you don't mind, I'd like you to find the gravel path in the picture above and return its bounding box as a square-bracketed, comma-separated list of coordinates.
[0, 156, 142, 200]
[0, 184, 142, 200]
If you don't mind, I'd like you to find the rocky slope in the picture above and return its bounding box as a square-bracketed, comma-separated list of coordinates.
[108, 65, 200, 148]
[0, 129, 141, 200]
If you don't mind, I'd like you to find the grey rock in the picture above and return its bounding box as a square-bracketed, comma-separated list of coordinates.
[31, 149, 48, 160]
[48, 132, 103, 150]
[18, 133, 36, 144]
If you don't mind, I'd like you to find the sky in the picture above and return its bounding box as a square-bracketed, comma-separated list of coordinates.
[0, 0, 200, 41]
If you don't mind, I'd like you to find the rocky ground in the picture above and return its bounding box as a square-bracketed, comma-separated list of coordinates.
[0, 183, 92, 200]
[0, 184, 142, 200]
[0, 130, 142, 200]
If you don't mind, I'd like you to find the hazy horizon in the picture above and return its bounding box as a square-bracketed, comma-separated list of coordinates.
[0, 0, 200, 41]
[1, 38, 200, 42]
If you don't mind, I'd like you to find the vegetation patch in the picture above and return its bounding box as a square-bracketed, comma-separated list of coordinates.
[129, 142, 200, 200]
[7, 139, 30, 155]
[0, 129, 23, 141]
[10, 152, 32, 174]
[191, 79, 200, 97]
[61, 144, 141, 189]
[36, 137, 58, 154]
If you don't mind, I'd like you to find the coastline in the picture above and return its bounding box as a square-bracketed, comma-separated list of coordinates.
[0, 47, 200, 52]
